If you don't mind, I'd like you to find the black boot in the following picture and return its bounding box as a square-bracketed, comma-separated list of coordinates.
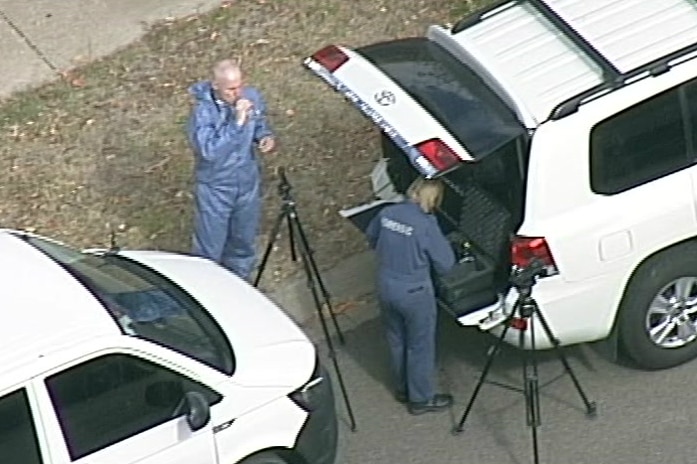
[408, 393, 453, 415]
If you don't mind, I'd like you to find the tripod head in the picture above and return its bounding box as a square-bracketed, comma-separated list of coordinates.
[510, 259, 546, 293]
[276, 166, 295, 203]
[510, 259, 546, 317]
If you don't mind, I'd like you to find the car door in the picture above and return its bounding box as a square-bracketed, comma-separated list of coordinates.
[33, 352, 219, 464]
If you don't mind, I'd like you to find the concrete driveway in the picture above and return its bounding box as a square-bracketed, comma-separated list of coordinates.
[306, 297, 697, 464]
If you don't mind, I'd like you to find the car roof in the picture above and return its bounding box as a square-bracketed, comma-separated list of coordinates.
[437, 0, 697, 127]
[0, 231, 119, 381]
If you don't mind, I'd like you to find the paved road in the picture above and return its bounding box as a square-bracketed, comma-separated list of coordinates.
[305, 296, 697, 464]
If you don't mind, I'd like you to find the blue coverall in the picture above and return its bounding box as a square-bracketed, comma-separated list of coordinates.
[187, 81, 273, 280]
[366, 200, 456, 403]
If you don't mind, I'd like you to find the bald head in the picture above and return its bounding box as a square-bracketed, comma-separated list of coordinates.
[212, 59, 244, 104]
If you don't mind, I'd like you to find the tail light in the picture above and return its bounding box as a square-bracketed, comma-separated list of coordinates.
[511, 236, 558, 275]
[415, 138, 461, 172]
[311, 45, 349, 73]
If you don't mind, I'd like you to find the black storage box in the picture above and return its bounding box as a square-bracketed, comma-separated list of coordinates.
[434, 182, 513, 317]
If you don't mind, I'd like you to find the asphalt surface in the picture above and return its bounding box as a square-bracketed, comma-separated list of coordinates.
[304, 296, 697, 464]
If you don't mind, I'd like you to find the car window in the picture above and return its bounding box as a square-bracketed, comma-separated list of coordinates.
[21, 235, 235, 375]
[590, 85, 692, 194]
[45, 353, 221, 461]
[0, 388, 44, 464]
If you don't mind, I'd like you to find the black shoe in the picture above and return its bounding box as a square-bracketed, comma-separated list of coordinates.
[408, 394, 453, 415]
[395, 392, 408, 404]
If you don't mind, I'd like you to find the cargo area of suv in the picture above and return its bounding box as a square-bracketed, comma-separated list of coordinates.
[307, 35, 533, 317]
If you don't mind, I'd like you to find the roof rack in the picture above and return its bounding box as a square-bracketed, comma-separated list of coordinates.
[451, 0, 511, 34]
[449, 0, 697, 124]
[528, 0, 622, 84]
[551, 42, 697, 120]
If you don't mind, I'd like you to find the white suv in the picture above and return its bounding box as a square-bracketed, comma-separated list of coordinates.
[305, 0, 697, 369]
[0, 230, 337, 464]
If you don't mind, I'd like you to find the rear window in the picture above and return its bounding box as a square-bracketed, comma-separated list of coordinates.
[19, 235, 235, 375]
[358, 38, 526, 157]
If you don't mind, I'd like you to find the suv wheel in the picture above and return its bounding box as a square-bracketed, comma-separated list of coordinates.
[619, 242, 697, 369]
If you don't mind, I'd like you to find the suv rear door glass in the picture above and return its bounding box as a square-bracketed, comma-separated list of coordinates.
[590, 85, 692, 194]
[0, 388, 43, 464]
[21, 235, 235, 375]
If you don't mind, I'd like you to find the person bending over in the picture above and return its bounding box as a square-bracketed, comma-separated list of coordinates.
[366, 178, 456, 415]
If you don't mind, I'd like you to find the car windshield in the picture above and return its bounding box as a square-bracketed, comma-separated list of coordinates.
[20, 234, 235, 375]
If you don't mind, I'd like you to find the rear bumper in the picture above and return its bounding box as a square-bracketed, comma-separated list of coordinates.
[295, 364, 338, 464]
[488, 273, 625, 348]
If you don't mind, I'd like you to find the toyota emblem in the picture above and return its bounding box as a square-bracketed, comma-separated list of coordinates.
[374, 90, 396, 106]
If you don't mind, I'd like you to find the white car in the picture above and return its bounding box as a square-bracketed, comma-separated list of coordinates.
[0, 229, 337, 464]
[305, 0, 697, 369]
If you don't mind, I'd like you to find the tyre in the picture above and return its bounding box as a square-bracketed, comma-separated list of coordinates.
[241, 451, 288, 464]
[619, 241, 697, 369]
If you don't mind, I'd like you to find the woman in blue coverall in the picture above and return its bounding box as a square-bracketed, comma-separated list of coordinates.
[366, 178, 456, 415]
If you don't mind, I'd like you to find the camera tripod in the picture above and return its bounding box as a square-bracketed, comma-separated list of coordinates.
[452, 273, 597, 464]
[254, 167, 357, 431]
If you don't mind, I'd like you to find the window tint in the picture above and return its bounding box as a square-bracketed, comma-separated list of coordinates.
[46, 354, 221, 460]
[23, 236, 234, 375]
[684, 80, 697, 149]
[590, 86, 692, 194]
[0, 389, 43, 464]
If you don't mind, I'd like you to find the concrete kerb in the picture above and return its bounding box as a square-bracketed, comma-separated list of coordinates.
[265, 250, 377, 327]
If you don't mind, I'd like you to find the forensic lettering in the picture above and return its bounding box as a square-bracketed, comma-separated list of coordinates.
[381, 217, 413, 236]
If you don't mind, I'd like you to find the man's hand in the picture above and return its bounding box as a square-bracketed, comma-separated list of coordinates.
[258, 136, 276, 154]
[235, 98, 254, 126]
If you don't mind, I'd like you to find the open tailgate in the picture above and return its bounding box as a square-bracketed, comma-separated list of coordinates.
[303, 39, 526, 178]
[304, 44, 468, 178]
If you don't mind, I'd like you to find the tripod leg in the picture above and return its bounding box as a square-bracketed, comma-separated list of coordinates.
[287, 211, 297, 263]
[524, 314, 541, 464]
[253, 208, 288, 287]
[291, 208, 346, 344]
[453, 320, 512, 434]
[535, 308, 597, 418]
[295, 227, 357, 431]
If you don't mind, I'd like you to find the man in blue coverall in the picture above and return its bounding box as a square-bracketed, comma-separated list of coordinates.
[366, 178, 456, 415]
[187, 59, 275, 280]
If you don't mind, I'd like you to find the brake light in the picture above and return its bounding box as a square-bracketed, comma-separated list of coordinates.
[311, 45, 349, 73]
[511, 236, 558, 274]
[415, 139, 461, 172]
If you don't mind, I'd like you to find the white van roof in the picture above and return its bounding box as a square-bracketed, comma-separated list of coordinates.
[0, 231, 117, 378]
[432, 0, 697, 128]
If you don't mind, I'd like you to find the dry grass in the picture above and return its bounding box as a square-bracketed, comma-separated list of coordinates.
[0, 0, 491, 288]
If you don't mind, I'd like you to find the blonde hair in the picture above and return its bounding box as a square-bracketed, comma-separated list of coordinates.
[407, 178, 445, 214]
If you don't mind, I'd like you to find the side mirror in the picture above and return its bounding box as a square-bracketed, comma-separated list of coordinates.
[184, 391, 210, 431]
